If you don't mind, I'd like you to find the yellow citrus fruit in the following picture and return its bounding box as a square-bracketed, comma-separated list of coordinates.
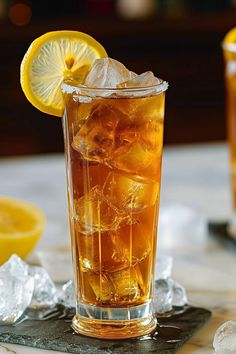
[223, 27, 236, 60]
[0, 196, 45, 264]
[20, 31, 107, 117]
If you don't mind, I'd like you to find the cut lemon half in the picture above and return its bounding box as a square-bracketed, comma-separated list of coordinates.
[20, 31, 107, 117]
[0, 196, 45, 264]
[223, 27, 236, 60]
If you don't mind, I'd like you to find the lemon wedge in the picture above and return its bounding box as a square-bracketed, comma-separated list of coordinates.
[20, 31, 107, 117]
[0, 196, 45, 264]
[223, 27, 236, 60]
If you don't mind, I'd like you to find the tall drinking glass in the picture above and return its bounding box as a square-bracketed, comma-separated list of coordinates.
[61, 80, 168, 339]
[223, 41, 236, 234]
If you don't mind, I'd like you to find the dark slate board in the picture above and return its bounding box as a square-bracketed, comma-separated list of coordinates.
[208, 221, 236, 254]
[0, 306, 211, 354]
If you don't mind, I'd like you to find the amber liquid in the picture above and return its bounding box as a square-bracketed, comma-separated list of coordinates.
[63, 91, 165, 338]
[225, 58, 236, 210]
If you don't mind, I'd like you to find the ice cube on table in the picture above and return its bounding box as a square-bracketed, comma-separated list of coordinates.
[37, 247, 73, 283]
[0, 255, 62, 323]
[84, 58, 136, 88]
[0, 272, 34, 323]
[172, 281, 188, 307]
[155, 255, 173, 280]
[60, 280, 75, 308]
[158, 203, 207, 253]
[153, 278, 173, 314]
[213, 321, 236, 353]
[103, 172, 159, 213]
[74, 186, 126, 235]
[28, 266, 58, 309]
[117, 71, 161, 88]
[0, 254, 28, 277]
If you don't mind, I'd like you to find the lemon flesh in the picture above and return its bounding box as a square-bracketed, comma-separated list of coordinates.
[20, 31, 107, 117]
[0, 196, 45, 264]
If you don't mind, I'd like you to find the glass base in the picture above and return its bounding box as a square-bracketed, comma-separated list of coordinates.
[72, 302, 157, 339]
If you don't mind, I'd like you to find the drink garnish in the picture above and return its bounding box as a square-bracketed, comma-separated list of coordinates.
[20, 31, 107, 117]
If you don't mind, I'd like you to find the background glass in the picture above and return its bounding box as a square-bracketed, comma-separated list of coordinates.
[223, 42, 236, 233]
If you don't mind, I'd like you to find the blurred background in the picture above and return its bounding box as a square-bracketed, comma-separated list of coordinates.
[0, 0, 235, 156]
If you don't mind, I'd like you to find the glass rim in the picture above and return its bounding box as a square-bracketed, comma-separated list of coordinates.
[61, 78, 168, 97]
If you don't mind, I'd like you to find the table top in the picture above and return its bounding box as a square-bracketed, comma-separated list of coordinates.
[1, 142, 235, 354]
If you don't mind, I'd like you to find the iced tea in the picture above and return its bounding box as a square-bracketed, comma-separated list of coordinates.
[62, 83, 167, 339]
[223, 48, 236, 211]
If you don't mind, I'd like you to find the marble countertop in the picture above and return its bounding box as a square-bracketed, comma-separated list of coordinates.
[1, 142, 236, 354]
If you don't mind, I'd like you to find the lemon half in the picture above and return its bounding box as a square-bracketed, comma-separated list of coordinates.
[0, 196, 45, 264]
[20, 31, 107, 117]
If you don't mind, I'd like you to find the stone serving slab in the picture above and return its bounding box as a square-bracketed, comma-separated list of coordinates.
[0, 306, 211, 354]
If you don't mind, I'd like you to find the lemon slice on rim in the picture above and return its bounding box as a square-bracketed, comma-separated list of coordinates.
[20, 31, 107, 117]
[0, 196, 45, 264]
[223, 27, 236, 60]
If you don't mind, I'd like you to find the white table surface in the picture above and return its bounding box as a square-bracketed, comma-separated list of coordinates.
[1, 142, 236, 354]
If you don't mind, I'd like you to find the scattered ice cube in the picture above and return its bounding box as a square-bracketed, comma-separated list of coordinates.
[117, 71, 160, 88]
[103, 172, 159, 213]
[0, 255, 75, 323]
[37, 247, 73, 283]
[153, 278, 173, 313]
[154, 255, 189, 311]
[172, 281, 188, 307]
[154, 257, 188, 312]
[85, 58, 136, 88]
[74, 186, 126, 234]
[213, 321, 236, 353]
[60, 280, 75, 308]
[28, 266, 58, 309]
[0, 272, 34, 323]
[0, 254, 28, 277]
[158, 203, 207, 254]
[155, 255, 173, 280]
